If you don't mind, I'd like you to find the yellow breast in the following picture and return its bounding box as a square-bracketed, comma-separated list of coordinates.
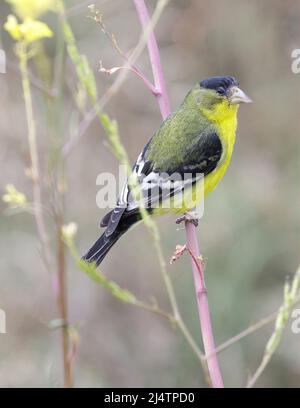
[202, 101, 238, 197]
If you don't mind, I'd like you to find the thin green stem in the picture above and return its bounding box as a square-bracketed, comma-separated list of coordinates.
[212, 294, 300, 357]
[19, 41, 72, 388]
[247, 265, 300, 388]
[18, 42, 52, 275]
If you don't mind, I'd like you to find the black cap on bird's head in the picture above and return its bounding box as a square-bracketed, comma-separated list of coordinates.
[200, 75, 238, 91]
[200, 75, 252, 104]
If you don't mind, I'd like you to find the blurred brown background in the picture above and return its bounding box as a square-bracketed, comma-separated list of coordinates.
[0, 0, 300, 387]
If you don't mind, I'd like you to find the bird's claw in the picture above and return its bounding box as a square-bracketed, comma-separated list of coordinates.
[176, 211, 199, 227]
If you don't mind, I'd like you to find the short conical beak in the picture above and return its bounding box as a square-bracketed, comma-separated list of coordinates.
[228, 86, 252, 104]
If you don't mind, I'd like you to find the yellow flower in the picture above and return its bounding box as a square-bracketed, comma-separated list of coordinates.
[2, 184, 27, 207]
[6, 0, 57, 20]
[4, 15, 53, 43]
[4, 15, 22, 40]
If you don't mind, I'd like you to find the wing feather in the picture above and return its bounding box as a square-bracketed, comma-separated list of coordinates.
[101, 129, 222, 235]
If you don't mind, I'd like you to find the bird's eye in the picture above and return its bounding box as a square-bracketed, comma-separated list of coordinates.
[216, 87, 226, 95]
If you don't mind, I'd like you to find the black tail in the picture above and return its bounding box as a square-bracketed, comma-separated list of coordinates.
[82, 214, 139, 266]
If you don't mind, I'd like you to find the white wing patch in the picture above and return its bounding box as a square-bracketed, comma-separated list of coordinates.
[119, 150, 144, 207]
[119, 152, 201, 212]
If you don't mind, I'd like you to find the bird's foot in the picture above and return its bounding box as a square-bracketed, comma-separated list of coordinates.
[176, 210, 199, 227]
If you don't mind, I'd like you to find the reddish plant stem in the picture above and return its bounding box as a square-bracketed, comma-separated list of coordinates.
[133, 0, 224, 387]
[185, 223, 224, 387]
[133, 0, 171, 118]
